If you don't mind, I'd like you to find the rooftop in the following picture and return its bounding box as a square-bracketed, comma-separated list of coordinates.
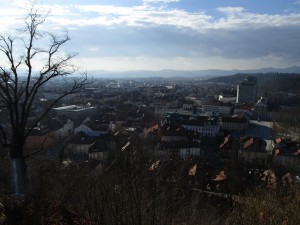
[53, 105, 96, 112]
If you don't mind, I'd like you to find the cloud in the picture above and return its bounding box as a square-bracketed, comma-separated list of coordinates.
[143, 0, 179, 3]
[1, 1, 300, 71]
[217, 7, 245, 15]
[43, 3, 300, 33]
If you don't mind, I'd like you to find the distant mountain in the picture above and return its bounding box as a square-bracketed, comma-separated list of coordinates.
[88, 66, 300, 79]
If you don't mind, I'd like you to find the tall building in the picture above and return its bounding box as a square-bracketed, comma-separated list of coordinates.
[236, 76, 257, 104]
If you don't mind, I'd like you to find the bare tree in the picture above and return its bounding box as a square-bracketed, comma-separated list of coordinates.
[0, 5, 87, 195]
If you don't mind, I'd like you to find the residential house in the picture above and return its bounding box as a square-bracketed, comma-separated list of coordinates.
[181, 116, 220, 137]
[220, 115, 249, 132]
[202, 100, 233, 115]
[141, 121, 159, 139]
[238, 136, 268, 165]
[88, 140, 109, 161]
[54, 119, 74, 138]
[160, 123, 189, 142]
[88, 135, 117, 161]
[272, 138, 300, 156]
[67, 132, 97, 156]
[24, 128, 55, 150]
[155, 141, 201, 159]
[162, 112, 220, 137]
[74, 121, 112, 136]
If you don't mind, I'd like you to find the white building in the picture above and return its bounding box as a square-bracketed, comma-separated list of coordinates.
[52, 105, 97, 120]
[181, 116, 220, 137]
[202, 102, 233, 115]
[74, 122, 110, 137]
[55, 119, 74, 138]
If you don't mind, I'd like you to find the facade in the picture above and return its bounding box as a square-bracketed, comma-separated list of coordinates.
[74, 122, 110, 137]
[202, 102, 233, 115]
[67, 132, 97, 155]
[220, 115, 249, 132]
[181, 116, 220, 137]
[88, 140, 109, 161]
[253, 97, 269, 121]
[162, 112, 220, 137]
[24, 129, 55, 150]
[142, 121, 159, 139]
[236, 76, 257, 104]
[218, 94, 236, 103]
[238, 136, 268, 165]
[155, 141, 201, 159]
[55, 119, 74, 138]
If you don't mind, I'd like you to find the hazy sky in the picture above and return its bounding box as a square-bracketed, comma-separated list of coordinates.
[1, 0, 300, 71]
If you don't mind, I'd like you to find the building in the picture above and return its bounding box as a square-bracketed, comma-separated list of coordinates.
[74, 121, 111, 137]
[220, 115, 249, 132]
[202, 101, 233, 115]
[24, 128, 55, 150]
[162, 112, 220, 137]
[180, 116, 220, 137]
[67, 132, 97, 156]
[47, 118, 74, 138]
[52, 105, 97, 120]
[218, 92, 237, 103]
[238, 136, 268, 165]
[155, 141, 201, 159]
[236, 76, 257, 104]
[253, 97, 269, 121]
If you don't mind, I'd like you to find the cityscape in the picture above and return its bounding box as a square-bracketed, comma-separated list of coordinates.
[1, 1, 300, 225]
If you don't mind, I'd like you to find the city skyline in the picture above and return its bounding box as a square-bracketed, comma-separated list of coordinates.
[1, 0, 300, 72]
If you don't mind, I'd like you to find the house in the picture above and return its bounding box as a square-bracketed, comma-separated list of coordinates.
[272, 138, 300, 156]
[272, 156, 300, 172]
[141, 121, 159, 138]
[55, 119, 74, 138]
[24, 128, 55, 150]
[88, 137, 117, 161]
[233, 104, 253, 119]
[220, 115, 249, 132]
[155, 141, 201, 159]
[74, 121, 112, 136]
[161, 112, 220, 137]
[67, 132, 97, 156]
[253, 97, 269, 121]
[180, 116, 220, 137]
[182, 99, 195, 110]
[202, 100, 233, 115]
[238, 136, 268, 165]
[219, 134, 234, 159]
[88, 140, 109, 161]
[160, 123, 189, 142]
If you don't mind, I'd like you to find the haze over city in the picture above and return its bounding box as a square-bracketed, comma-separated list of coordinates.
[1, 0, 300, 72]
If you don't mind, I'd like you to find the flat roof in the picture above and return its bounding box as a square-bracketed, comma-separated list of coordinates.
[53, 105, 96, 112]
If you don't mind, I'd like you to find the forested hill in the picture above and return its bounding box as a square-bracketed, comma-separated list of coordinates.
[205, 73, 300, 94]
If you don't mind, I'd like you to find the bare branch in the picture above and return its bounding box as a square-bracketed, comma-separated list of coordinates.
[0, 124, 8, 147]
[24, 74, 89, 138]
[0, 3, 90, 164]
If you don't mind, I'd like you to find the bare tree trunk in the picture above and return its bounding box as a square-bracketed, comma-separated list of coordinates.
[11, 157, 26, 196]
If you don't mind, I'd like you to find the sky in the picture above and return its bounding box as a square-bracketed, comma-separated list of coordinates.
[1, 0, 300, 72]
